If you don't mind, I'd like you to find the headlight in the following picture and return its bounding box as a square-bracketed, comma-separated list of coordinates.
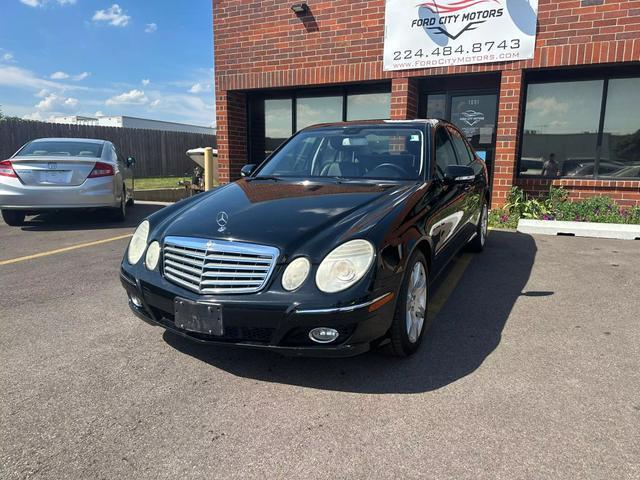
[127, 220, 149, 264]
[145, 241, 161, 270]
[282, 257, 311, 291]
[316, 240, 375, 293]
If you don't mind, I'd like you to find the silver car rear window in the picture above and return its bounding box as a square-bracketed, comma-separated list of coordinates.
[16, 141, 104, 158]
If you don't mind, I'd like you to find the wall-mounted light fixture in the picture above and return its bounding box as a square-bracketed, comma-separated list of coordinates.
[291, 3, 309, 14]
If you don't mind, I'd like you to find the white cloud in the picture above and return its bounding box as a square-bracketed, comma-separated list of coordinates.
[35, 93, 79, 111]
[2, 53, 14, 62]
[20, 0, 77, 6]
[73, 71, 90, 81]
[92, 4, 131, 27]
[145, 23, 157, 33]
[95, 110, 105, 117]
[106, 89, 148, 106]
[141, 79, 150, 86]
[189, 82, 211, 94]
[0, 65, 82, 92]
[23, 111, 48, 121]
[35, 88, 49, 97]
[144, 92, 214, 127]
[50, 71, 69, 80]
[526, 97, 569, 117]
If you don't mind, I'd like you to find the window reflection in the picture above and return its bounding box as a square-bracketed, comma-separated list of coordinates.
[600, 78, 640, 179]
[296, 96, 343, 130]
[426, 94, 446, 119]
[265, 99, 293, 156]
[519, 80, 603, 178]
[347, 92, 391, 121]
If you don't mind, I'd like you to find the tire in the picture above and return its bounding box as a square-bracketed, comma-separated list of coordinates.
[1, 209, 26, 226]
[126, 189, 135, 207]
[389, 250, 430, 357]
[468, 201, 488, 253]
[111, 193, 126, 222]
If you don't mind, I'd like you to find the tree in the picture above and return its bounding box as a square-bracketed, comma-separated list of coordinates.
[0, 106, 22, 122]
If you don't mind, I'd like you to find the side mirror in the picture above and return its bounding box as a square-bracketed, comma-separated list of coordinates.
[443, 165, 475, 184]
[240, 164, 256, 177]
[126, 156, 136, 168]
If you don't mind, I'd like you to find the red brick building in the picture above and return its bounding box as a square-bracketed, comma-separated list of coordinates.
[213, 0, 640, 207]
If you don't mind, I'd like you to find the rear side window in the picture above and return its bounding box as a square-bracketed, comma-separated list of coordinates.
[448, 127, 474, 166]
[434, 128, 457, 176]
[16, 141, 104, 158]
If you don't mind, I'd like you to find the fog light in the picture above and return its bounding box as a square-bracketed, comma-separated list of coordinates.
[130, 294, 143, 308]
[309, 327, 339, 344]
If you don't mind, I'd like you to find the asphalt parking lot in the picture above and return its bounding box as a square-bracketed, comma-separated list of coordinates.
[1, 207, 639, 479]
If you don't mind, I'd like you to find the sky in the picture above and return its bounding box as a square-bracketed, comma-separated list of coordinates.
[0, 0, 215, 127]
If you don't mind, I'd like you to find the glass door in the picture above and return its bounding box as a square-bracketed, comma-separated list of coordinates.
[425, 92, 499, 187]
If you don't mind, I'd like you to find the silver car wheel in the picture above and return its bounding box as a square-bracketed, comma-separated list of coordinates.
[480, 204, 488, 246]
[405, 261, 427, 344]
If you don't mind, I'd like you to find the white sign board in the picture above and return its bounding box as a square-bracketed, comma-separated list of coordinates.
[384, 0, 538, 71]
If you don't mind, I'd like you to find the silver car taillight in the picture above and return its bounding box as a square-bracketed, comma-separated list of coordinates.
[0, 160, 17, 178]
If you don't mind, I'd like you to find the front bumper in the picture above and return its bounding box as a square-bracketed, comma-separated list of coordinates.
[0, 176, 118, 209]
[120, 267, 397, 358]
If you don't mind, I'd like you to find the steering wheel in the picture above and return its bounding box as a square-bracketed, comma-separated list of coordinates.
[366, 163, 409, 178]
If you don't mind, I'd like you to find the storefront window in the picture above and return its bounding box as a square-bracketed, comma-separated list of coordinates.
[249, 84, 391, 164]
[265, 99, 293, 156]
[347, 92, 391, 121]
[426, 94, 446, 119]
[296, 96, 342, 130]
[519, 80, 603, 178]
[600, 78, 640, 179]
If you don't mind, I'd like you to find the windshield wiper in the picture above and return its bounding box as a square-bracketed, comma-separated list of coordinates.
[246, 176, 281, 182]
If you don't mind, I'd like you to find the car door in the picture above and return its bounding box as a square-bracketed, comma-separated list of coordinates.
[428, 126, 468, 274]
[448, 125, 484, 240]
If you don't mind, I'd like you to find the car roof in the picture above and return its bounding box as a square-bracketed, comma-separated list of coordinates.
[300, 119, 443, 131]
[30, 138, 107, 144]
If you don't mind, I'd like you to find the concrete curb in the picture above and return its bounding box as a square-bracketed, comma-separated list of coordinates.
[517, 219, 640, 240]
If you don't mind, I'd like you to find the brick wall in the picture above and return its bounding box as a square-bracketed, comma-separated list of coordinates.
[214, 0, 640, 203]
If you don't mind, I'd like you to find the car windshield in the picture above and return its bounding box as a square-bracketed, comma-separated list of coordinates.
[256, 127, 424, 181]
[16, 141, 104, 158]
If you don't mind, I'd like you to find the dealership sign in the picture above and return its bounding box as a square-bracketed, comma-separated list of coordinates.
[383, 0, 538, 71]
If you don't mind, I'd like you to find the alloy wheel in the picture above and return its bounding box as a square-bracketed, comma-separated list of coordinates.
[480, 204, 488, 246]
[405, 261, 427, 343]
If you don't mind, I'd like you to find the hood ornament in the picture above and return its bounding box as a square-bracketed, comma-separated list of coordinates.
[216, 211, 229, 232]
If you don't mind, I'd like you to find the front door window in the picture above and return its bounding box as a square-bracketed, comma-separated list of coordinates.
[450, 94, 498, 156]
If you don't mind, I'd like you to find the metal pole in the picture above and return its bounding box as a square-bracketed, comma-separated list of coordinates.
[204, 147, 214, 191]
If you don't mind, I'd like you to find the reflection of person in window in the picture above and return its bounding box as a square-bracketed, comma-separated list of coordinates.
[542, 153, 560, 178]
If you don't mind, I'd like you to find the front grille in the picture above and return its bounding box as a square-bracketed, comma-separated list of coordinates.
[162, 236, 279, 294]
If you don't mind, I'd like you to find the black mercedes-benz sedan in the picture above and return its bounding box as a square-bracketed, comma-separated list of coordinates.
[120, 120, 489, 357]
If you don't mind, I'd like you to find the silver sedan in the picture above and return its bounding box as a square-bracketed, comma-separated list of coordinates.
[0, 138, 135, 226]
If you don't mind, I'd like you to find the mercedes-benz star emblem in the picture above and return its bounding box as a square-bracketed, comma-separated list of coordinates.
[216, 211, 229, 232]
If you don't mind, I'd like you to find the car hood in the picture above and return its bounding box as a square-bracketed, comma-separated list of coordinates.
[158, 179, 417, 260]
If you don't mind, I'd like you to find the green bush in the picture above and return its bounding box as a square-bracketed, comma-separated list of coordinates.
[489, 186, 640, 228]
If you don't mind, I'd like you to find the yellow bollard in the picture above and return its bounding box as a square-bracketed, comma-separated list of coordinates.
[204, 147, 214, 191]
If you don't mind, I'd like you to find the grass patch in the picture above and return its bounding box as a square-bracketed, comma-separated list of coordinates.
[135, 176, 188, 190]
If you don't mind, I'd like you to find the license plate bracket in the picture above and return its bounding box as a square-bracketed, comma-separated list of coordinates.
[174, 298, 223, 336]
[42, 171, 71, 184]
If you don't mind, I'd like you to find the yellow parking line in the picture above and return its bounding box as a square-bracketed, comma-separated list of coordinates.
[0, 234, 132, 266]
[428, 253, 473, 323]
